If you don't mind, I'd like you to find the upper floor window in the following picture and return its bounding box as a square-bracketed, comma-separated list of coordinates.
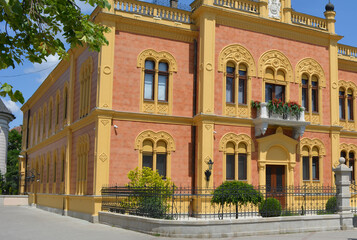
[339, 88, 354, 121]
[55, 92, 60, 126]
[138, 50, 177, 115]
[265, 83, 285, 102]
[63, 86, 68, 121]
[48, 99, 53, 135]
[225, 63, 247, 105]
[79, 58, 93, 118]
[144, 60, 169, 102]
[301, 74, 319, 113]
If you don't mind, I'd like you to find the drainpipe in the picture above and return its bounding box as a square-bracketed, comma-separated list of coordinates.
[24, 109, 30, 194]
[191, 39, 198, 192]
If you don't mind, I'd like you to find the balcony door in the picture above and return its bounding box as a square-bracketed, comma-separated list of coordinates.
[265, 83, 285, 102]
[266, 165, 286, 207]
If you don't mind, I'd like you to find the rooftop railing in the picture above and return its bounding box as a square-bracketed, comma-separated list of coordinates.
[291, 11, 327, 31]
[338, 44, 357, 60]
[114, 0, 191, 23]
[213, 0, 259, 15]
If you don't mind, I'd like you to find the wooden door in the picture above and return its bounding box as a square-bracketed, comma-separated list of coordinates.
[266, 165, 286, 207]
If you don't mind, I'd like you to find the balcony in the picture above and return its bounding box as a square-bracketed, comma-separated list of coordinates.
[253, 102, 310, 139]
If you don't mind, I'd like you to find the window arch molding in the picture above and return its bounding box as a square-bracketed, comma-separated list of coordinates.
[135, 130, 175, 178]
[258, 50, 293, 81]
[219, 133, 254, 183]
[299, 138, 326, 185]
[296, 58, 326, 125]
[339, 80, 357, 131]
[218, 44, 256, 118]
[295, 58, 326, 86]
[137, 49, 177, 115]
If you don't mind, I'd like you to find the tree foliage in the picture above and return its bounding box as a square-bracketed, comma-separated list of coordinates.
[211, 181, 263, 219]
[1, 128, 22, 194]
[0, 0, 111, 103]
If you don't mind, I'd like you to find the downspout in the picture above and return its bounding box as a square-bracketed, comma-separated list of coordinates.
[24, 109, 30, 194]
[192, 39, 198, 191]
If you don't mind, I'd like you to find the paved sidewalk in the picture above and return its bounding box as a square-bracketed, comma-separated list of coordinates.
[1, 206, 357, 240]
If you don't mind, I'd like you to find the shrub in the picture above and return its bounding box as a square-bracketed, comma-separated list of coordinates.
[259, 198, 282, 217]
[326, 196, 337, 214]
[125, 167, 175, 219]
[211, 181, 263, 219]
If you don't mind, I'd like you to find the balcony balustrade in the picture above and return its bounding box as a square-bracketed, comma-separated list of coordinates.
[253, 102, 310, 139]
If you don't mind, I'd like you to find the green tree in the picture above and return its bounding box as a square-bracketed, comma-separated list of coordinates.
[211, 181, 263, 219]
[1, 128, 22, 194]
[0, 0, 111, 103]
[126, 167, 175, 219]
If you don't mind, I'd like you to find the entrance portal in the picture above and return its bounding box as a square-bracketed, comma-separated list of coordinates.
[266, 165, 286, 207]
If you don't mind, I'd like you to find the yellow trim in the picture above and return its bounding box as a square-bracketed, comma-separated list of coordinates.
[339, 143, 357, 182]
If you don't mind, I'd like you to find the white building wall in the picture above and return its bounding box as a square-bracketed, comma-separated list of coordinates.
[0, 118, 10, 176]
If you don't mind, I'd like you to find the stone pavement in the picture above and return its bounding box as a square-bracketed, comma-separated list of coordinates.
[1, 205, 357, 240]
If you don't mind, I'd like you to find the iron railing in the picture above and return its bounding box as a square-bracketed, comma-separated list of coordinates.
[102, 185, 337, 220]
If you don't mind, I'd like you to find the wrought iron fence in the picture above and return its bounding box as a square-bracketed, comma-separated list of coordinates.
[350, 183, 357, 214]
[102, 185, 337, 220]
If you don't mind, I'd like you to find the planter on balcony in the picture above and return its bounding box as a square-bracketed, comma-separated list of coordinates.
[253, 102, 310, 139]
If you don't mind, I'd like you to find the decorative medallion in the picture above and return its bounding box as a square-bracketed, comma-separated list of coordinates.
[103, 66, 111, 75]
[268, 0, 281, 19]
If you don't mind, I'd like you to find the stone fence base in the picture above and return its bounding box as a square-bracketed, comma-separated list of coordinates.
[98, 211, 350, 238]
[0, 195, 28, 206]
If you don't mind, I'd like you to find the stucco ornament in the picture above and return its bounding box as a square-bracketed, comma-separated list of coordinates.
[268, 0, 281, 19]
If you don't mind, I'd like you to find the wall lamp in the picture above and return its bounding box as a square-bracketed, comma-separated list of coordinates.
[204, 158, 214, 182]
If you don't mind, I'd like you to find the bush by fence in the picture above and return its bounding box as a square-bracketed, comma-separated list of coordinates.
[102, 184, 337, 220]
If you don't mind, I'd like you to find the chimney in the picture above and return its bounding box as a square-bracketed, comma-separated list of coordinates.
[170, 0, 178, 8]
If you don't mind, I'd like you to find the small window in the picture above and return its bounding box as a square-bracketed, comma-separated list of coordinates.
[339, 89, 346, 120]
[143, 153, 153, 169]
[302, 77, 308, 111]
[311, 78, 318, 112]
[226, 63, 235, 103]
[312, 156, 319, 180]
[158, 62, 169, 102]
[347, 89, 353, 120]
[157, 154, 167, 178]
[238, 153, 247, 180]
[265, 83, 285, 102]
[226, 154, 235, 180]
[303, 156, 309, 181]
[144, 60, 155, 100]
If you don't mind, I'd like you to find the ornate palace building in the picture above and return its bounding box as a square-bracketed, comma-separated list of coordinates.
[19, 0, 357, 222]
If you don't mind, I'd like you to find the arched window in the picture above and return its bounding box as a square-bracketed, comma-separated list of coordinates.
[135, 130, 175, 179]
[338, 81, 357, 131]
[37, 111, 41, 143]
[339, 88, 346, 120]
[141, 140, 168, 178]
[63, 85, 68, 121]
[76, 135, 89, 195]
[299, 138, 325, 184]
[340, 144, 357, 183]
[43, 105, 47, 139]
[219, 44, 255, 118]
[48, 98, 53, 136]
[79, 57, 93, 118]
[219, 133, 253, 182]
[138, 50, 177, 115]
[55, 91, 60, 127]
[301, 74, 319, 113]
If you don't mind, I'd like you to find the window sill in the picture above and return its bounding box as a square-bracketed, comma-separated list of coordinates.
[238, 104, 248, 107]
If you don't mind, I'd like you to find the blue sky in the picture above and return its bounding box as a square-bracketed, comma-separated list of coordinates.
[0, 0, 356, 129]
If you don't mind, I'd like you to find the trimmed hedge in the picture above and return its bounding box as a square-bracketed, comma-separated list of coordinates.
[259, 197, 282, 217]
[326, 196, 337, 214]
